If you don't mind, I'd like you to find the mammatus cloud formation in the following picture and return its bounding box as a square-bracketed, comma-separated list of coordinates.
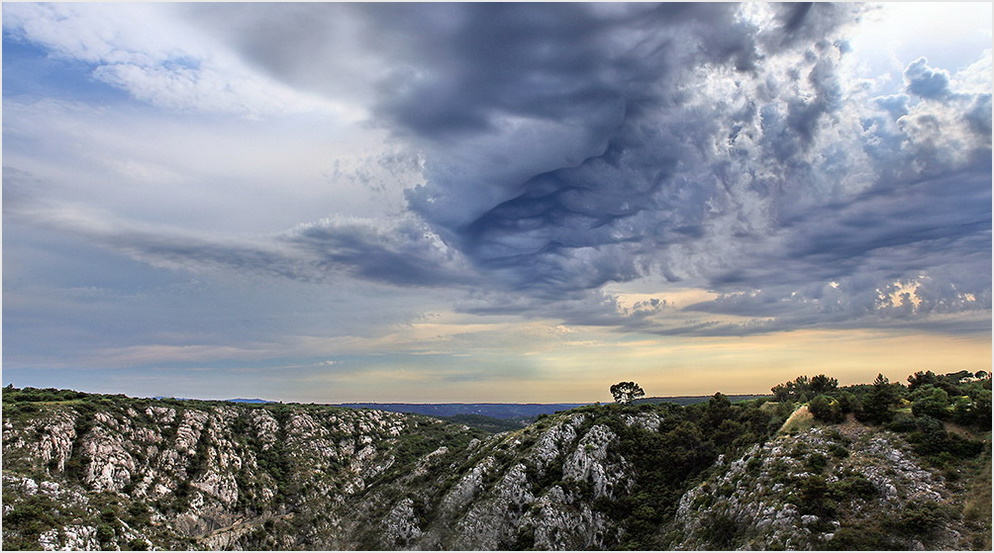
[4, 3, 991, 341]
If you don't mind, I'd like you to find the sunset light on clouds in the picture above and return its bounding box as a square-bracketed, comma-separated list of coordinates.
[3, 3, 991, 403]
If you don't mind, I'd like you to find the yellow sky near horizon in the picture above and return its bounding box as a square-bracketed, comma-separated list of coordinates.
[281, 324, 992, 404]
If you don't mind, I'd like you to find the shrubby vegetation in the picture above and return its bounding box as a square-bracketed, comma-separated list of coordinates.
[439, 414, 525, 433]
[2, 370, 991, 551]
[575, 392, 788, 549]
[771, 370, 991, 466]
[768, 370, 992, 550]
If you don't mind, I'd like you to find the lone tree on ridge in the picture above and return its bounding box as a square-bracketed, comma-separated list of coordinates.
[610, 381, 645, 404]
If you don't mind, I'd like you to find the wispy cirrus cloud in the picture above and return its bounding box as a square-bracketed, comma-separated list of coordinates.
[1, 2, 351, 117]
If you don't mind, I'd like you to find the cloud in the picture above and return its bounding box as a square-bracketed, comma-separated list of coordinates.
[4, 192, 478, 291]
[4, 3, 989, 340]
[904, 57, 952, 100]
[394, 4, 988, 336]
[1, 2, 349, 118]
[280, 217, 479, 287]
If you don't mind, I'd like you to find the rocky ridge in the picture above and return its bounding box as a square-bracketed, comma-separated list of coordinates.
[666, 423, 970, 549]
[2, 391, 989, 550]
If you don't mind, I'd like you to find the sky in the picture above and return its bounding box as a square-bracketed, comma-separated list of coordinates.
[2, 2, 991, 403]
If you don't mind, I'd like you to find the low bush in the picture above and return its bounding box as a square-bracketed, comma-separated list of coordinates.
[805, 452, 828, 473]
[808, 395, 844, 424]
[895, 501, 952, 536]
[827, 474, 877, 501]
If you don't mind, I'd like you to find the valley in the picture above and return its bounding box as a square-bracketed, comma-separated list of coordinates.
[2, 372, 990, 550]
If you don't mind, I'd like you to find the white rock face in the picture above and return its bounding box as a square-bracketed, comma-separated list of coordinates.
[249, 410, 279, 449]
[439, 455, 498, 513]
[146, 406, 177, 424]
[562, 424, 628, 499]
[668, 425, 958, 550]
[173, 410, 209, 454]
[81, 427, 137, 492]
[34, 412, 77, 473]
[383, 497, 425, 547]
[404, 412, 641, 550]
[39, 525, 99, 551]
[193, 469, 239, 505]
[531, 414, 586, 470]
[4, 400, 448, 550]
[6, 397, 975, 551]
[527, 485, 613, 550]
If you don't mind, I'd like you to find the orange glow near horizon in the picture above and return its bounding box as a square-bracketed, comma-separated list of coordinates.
[282, 326, 991, 404]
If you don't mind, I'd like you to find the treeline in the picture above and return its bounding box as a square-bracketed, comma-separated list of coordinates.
[3, 385, 99, 403]
[771, 370, 991, 464]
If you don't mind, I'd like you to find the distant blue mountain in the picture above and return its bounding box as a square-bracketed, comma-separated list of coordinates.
[152, 397, 274, 404]
[224, 398, 274, 404]
[336, 403, 587, 420]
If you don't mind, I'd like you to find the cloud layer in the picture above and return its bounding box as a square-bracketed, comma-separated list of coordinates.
[4, 2, 991, 344]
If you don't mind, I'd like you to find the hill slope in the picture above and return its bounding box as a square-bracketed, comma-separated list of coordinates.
[2, 387, 989, 550]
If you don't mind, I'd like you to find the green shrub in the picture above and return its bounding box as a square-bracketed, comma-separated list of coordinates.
[827, 475, 877, 501]
[512, 525, 536, 550]
[809, 395, 844, 424]
[911, 386, 950, 419]
[856, 374, 902, 425]
[827, 443, 850, 459]
[96, 524, 116, 544]
[895, 501, 950, 535]
[127, 502, 151, 525]
[805, 452, 829, 473]
[702, 512, 742, 549]
[886, 413, 917, 433]
[906, 415, 984, 461]
[796, 475, 836, 517]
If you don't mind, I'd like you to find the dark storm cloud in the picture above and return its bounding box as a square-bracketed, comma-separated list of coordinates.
[148, 4, 994, 334]
[279, 218, 476, 287]
[782, 166, 991, 280]
[365, 3, 755, 140]
[779, 3, 814, 34]
[345, 4, 911, 306]
[682, 160, 992, 335]
[965, 94, 993, 138]
[380, 2, 797, 285]
[15, 3, 986, 337]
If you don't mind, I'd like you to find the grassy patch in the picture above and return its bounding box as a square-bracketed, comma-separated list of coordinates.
[778, 405, 815, 435]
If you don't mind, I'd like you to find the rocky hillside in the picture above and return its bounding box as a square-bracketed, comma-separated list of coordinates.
[2, 384, 990, 550]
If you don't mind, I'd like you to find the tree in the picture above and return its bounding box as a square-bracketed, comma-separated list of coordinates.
[705, 392, 733, 426]
[809, 374, 839, 395]
[772, 376, 810, 402]
[907, 370, 940, 392]
[858, 373, 901, 425]
[910, 385, 950, 419]
[771, 375, 837, 403]
[611, 381, 645, 404]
